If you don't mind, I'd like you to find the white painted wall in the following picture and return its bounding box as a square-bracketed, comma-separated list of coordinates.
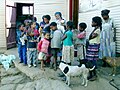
[7, 0, 69, 23]
[0, 0, 6, 48]
[34, 0, 69, 23]
[0, 0, 69, 48]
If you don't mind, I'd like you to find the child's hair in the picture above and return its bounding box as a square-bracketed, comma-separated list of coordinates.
[18, 23, 24, 29]
[79, 22, 87, 30]
[33, 17, 37, 22]
[67, 21, 74, 29]
[44, 15, 51, 20]
[43, 26, 51, 33]
[43, 31, 50, 36]
[50, 22, 57, 26]
[92, 16, 102, 30]
[29, 21, 36, 28]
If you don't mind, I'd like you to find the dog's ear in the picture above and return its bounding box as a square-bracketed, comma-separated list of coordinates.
[78, 64, 82, 67]
[63, 66, 69, 74]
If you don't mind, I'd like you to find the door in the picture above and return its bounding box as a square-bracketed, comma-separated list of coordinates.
[6, 3, 16, 49]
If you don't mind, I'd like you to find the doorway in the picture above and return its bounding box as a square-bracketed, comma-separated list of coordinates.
[16, 3, 34, 25]
[6, 3, 17, 49]
[5, 2, 34, 49]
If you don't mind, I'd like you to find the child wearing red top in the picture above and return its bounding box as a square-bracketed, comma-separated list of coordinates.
[37, 32, 50, 70]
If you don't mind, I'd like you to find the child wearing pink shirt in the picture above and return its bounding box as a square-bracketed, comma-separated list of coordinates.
[37, 32, 50, 70]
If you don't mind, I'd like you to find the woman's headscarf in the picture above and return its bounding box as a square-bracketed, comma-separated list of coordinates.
[101, 9, 110, 16]
[55, 12, 62, 18]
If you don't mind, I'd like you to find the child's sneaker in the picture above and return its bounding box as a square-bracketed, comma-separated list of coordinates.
[28, 64, 32, 68]
[33, 64, 37, 67]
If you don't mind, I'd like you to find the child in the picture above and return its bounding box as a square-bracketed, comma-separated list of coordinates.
[27, 21, 39, 68]
[43, 15, 51, 32]
[39, 15, 51, 39]
[76, 23, 87, 61]
[33, 17, 39, 31]
[86, 16, 102, 81]
[50, 22, 63, 70]
[37, 32, 50, 70]
[17, 24, 27, 65]
[62, 21, 74, 65]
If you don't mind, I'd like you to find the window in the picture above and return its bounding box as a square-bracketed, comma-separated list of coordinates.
[22, 6, 33, 15]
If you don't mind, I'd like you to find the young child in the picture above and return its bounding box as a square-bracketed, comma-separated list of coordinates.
[86, 16, 102, 81]
[50, 22, 63, 70]
[37, 32, 50, 71]
[39, 15, 51, 39]
[27, 21, 39, 68]
[62, 21, 74, 65]
[76, 23, 87, 61]
[17, 24, 27, 65]
[43, 15, 51, 32]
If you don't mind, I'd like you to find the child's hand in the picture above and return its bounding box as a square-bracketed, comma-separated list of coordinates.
[29, 33, 34, 36]
[92, 33, 98, 38]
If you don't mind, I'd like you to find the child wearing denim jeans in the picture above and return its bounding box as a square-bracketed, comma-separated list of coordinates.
[27, 21, 39, 67]
[17, 24, 27, 65]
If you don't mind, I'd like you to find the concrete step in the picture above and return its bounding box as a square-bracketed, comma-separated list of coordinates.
[13, 60, 61, 80]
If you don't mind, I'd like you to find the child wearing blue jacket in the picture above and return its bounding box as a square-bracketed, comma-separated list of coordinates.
[17, 24, 27, 65]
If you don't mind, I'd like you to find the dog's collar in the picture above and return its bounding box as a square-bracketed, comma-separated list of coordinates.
[89, 66, 95, 71]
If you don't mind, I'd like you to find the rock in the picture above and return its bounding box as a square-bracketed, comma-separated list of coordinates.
[1, 75, 26, 85]
[15, 84, 25, 90]
[1, 67, 20, 77]
[0, 84, 16, 90]
[16, 78, 71, 90]
[16, 82, 35, 90]
[35, 78, 71, 90]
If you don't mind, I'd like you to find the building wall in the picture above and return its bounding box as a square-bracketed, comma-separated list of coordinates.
[79, 0, 120, 53]
[34, 0, 69, 23]
[7, 0, 69, 23]
[0, 0, 69, 48]
[0, 0, 6, 49]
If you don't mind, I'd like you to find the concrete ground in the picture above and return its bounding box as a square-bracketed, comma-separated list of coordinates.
[1, 47, 120, 90]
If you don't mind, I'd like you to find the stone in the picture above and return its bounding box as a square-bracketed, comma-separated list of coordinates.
[16, 82, 35, 90]
[35, 78, 71, 90]
[0, 84, 16, 90]
[1, 75, 25, 85]
[1, 67, 20, 77]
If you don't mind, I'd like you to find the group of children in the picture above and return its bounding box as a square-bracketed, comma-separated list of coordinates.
[17, 10, 112, 81]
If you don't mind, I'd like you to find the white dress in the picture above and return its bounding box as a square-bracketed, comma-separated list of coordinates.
[99, 18, 116, 58]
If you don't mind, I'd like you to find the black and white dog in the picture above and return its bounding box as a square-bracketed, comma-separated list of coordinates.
[59, 61, 95, 87]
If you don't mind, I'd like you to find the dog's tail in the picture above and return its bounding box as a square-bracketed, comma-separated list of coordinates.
[89, 66, 95, 71]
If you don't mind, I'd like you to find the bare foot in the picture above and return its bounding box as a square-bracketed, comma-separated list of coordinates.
[41, 68, 45, 71]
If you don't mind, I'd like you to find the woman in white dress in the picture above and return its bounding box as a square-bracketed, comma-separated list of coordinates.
[54, 12, 66, 33]
[99, 9, 116, 66]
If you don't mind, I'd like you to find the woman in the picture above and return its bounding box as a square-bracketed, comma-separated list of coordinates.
[86, 16, 102, 81]
[54, 12, 66, 33]
[99, 9, 116, 66]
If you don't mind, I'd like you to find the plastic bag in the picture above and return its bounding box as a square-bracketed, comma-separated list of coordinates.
[0, 54, 16, 71]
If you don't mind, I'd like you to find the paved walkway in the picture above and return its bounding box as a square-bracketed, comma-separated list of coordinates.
[3, 47, 120, 90]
